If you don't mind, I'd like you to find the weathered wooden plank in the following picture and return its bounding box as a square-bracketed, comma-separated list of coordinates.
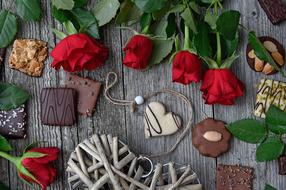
[1, 0, 63, 189]
[120, 28, 216, 188]
[216, 0, 286, 189]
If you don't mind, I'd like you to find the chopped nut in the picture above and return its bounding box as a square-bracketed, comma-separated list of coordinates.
[272, 52, 284, 66]
[203, 131, 222, 142]
[263, 41, 278, 52]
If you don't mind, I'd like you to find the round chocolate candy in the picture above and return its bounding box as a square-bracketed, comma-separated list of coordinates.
[246, 36, 285, 75]
[192, 118, 232, 158]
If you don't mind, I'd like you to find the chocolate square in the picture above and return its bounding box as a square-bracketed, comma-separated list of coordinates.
[279, 155, 286, 175]
[41, 88, 77, 126]
[0, 105, 27, 139]
[216, 164, 254, 190]
[258, 0, 286, 25]
[65, 74, 101, 117]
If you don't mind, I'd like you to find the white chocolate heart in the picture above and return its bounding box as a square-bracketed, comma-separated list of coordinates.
[144, 102, 181, 138]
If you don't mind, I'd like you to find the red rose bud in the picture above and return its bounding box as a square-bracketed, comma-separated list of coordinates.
[123, 35, 153, 70]
[201, 69, 244, 105]
[19, 147, 60, 190]
[51, 33, 109, 72]
[172, 51, 202, 85]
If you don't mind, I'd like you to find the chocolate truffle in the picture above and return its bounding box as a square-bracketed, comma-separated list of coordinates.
[216, 164, 254, 190]
[192, 118, 231, 158]
[0, 104, 27, 139]
[258, 0, 286, 25]
[279, 155, 286, 175]
[40, 88, 77, 126]
[246, 36, 285, 75]
[65, 74, 101, 117]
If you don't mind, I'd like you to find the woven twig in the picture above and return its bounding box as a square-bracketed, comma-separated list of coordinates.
[67, 134, 202, 190]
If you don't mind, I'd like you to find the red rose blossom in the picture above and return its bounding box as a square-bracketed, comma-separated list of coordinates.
[51, 33, 109, 72]
[123, 35, 153, 70]
[172, 51, 202, 84]
[200, 69, 244, 105]
[19, 147, 60, 190]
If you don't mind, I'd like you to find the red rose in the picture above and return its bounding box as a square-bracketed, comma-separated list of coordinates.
[123, 35, 153, 70]
[19, 147, 60, 190]
[201, 69, 244, 105]
[172, 51, 202, 84]
[51, 33, 109, 72]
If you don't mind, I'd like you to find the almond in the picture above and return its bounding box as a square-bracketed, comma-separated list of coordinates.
[203, 131, 222, 142]
[254, 57, 264, 72]
[263, 41, 278, 53]
[262, 63, 274, 75]
[248, 49, 256, 59]
[272, 52, 284, 66]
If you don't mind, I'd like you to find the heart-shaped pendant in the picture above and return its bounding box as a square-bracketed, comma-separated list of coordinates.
[144, 102, 182, 138]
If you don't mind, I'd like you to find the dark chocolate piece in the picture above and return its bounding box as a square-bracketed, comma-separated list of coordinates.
[279, 155, 286, 175]
[65, 74, 101, 117]
[216, 164, 254, 190]
[192, 118, 231, 158]
[246, 36, 285, 75]
[0, 48, 6, 67]
[41, 88, 77, 126]
[0, 104, 27, 139]
[258, 0, 286, 25]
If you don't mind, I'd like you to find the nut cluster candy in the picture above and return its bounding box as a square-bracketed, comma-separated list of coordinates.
[246, 36, 285, 75]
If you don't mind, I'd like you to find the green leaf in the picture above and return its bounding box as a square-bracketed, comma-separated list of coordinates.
[204, 10, 217, 30]
[93, 0, 120, 26]
[63, 21, 78, 35]
[264, 184, 277, 190]
[248, 31, 285, 77]
[52, 6, 71, 23]
[216, 10, 240, 40]
[194, 21, 212, 57]
[132, 0, 167, 13]
[149, 38, 174, 65]
[51, 0, 75, 10]
[0, 135, 13, 152]
[265, 105, 286, 134]
[256, 137, 284, 162]
[166, 14, 176, 38]
[222, 35, 239, 57]
[0, 181, 9, 190]
[115, 0, 142, 24]
[227, 119, 267, 144]
[140, 13, 152, 34]
[0, 10, 18, 48]
[52, 28, 68, 39]
[15, 0, 42, 21]
[181, 7, 197, 34]
[74, 0, 88, 8]
[71, 8, 99, 39]
[0, 83, 29, 111]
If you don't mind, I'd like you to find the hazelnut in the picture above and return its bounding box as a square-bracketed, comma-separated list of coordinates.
[203, 131, 222, 142]
[263, 41, 278, 52]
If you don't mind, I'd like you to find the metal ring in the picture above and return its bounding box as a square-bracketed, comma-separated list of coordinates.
[137, 156, 154, 178]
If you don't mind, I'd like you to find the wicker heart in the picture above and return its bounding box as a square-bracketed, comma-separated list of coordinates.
[66, 134, 202, 190]
[144, 102, 182, 138]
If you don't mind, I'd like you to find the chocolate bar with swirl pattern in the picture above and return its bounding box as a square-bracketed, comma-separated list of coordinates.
[41, 88, 77, 126]
[254, 79, 286, 118]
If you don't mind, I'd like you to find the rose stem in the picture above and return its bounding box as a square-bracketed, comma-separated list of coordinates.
[214, 2, 222, 66]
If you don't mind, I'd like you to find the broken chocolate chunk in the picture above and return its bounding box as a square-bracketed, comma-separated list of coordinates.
[258, 0, 286, 25]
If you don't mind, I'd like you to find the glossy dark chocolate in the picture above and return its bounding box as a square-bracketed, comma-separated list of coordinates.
[41, 88, 77, 126]
[258, 0, 286, 25]
[0, 104, 27, 139]
[279, 155, 286, 175]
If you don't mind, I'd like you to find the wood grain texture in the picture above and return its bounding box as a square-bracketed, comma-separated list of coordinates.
[0, 0, 285, 189]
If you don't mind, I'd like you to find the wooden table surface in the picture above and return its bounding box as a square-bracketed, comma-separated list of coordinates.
[1, 0, 286, 189]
